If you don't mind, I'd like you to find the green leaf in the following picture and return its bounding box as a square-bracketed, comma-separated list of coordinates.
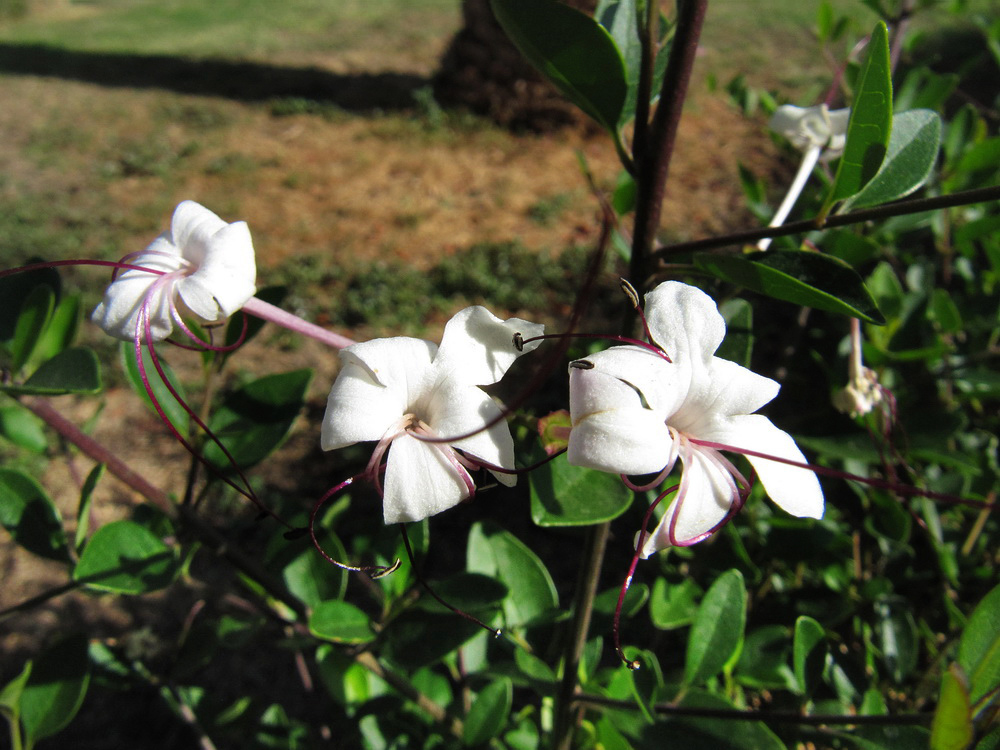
[382, 610, 497, 670]
[957, 583, 1000, 705]
[121, 342, 189, 430]
[846, 109, 941, 209]
[0, 468, 70, 562]
[530, 453, 632, 526]
[931, 665, 974, 750]
[654, 690, 785, 750]
[415, 572, 509, 614]
[20, 635, 90, 747]
[793, 615, 827, 697]
[684, 569, 747, 685]
[826, 21, 892, 206]
[10, 284, 55, 375]
[649, 577, 701, 630]
[30, 294, 80, 366]
[308, 600, 374, 644]
[467, 521, 558, 626]
[694, 251, 886, 324]
[463, 677, 513, 746]
[875, 597, 918, 684]
[490, 0, 628, 132]
[278, 536, 347, 608]
[0, 264, 60, 343]
[204, 369, 312, 470]
[737, 625, 796, 691]
[3, 348, 102, 396]
[0, 405, 48, 453]
[73, 519, 177, 594]
[0, 660, 32, 727]
[717, 298, 753, 368]
[75, 464, 104, 555]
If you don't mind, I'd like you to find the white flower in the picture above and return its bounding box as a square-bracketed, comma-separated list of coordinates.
[92, 201, 257, 341]
[321, 306, 544, 524]
[567, 281, 824, 555]
[769, 104, 851, 160]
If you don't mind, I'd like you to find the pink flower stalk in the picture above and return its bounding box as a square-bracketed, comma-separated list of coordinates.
[567, 281, 825, 554]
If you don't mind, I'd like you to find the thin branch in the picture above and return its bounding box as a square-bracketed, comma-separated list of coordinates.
[652, 184, 1000, 259]
[574, 693, 934, 726]
[631, 0, 708, 284]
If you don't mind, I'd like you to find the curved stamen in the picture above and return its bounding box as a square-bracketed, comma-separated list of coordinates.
[689, 438, 997, 510]
[399, 524, 500, 636]
[309, 476, 400, 579]
[521, 332, 672, 365]
[460, 446, 567, 478]
[622, 429, 681, 492]
[613, 483, 679, 668]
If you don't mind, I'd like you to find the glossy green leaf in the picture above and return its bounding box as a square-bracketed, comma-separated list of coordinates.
[931, 665, 974, 750]
[382, 610, 497, 671]
[29, 293, 80, 366]
[875, 598, 918, 684]
[0, 468, 70, 562]
[0, 405, 48, 453]
[684, 569, 747, 685]
[467, 521, 558, 626]
[20, 635, 90, 747]
[717, 298, 753, 368]
[958, 583, 1000, 705]
[10, 284, 55, 374]
[649, 577, 701, 630]
[794, 615, 827, 697]
[737, 625, 796, 691]
[415, 572, 508, 614]
[652, 689, 785, 749]
[204, 369, 312, 470]
[121, 342, 189, 430]
[490, 0, 628, 132]
[827, 21, 892, 205]
[463, 677, 512, 746]
[694, 250, 886, 324]
[0, 660, 32, 729]
[308, 600, 374, 644]
[846, 109, 941, 209]
[929, 288, 963, 335]
[3, 348, 102, 396]
[73, 519, 177, 594]
[515, 648, 556, 686]
[74, 464, 104, 555]
[0, 265, 60, 343]
[278, 536, 347, 608]
[530, 453, 632, 526]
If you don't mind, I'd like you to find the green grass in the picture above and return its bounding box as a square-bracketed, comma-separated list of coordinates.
[0, 0, 457, 60]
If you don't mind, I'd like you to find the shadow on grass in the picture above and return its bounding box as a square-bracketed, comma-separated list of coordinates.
[0, 42, 427, 110]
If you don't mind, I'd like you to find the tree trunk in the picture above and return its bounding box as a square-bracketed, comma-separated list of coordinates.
[433, 0, 598, 131]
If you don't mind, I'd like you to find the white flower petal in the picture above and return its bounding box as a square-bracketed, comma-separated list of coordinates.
[641, 447, 735, 557]
[321, 338, 436, 450]
[177, 221, 257, 322]
[90, 238, 186, 341]
[571, 346, 683, 416]
[169, 200, 228, 266]
[567, 408, 673, 476]
[707, 414, 824, 519]
[673, 357, 779, 434]
[435, 306, 544, 386]
[382, 434, 470, 523]
[644, 281, 726, 370]
[769, 104, 851, 157]
[425, 379, 517, 485]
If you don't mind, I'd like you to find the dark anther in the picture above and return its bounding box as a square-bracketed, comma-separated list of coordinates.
[283, 527, 310, 541]
[569, 359, 595, 370]
[513, 332, 524, 351]
[619, 278, 641, 310]
[627, 659, 641, 671]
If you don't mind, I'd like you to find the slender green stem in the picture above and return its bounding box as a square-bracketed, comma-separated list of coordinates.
[552, 521, 611, 750]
